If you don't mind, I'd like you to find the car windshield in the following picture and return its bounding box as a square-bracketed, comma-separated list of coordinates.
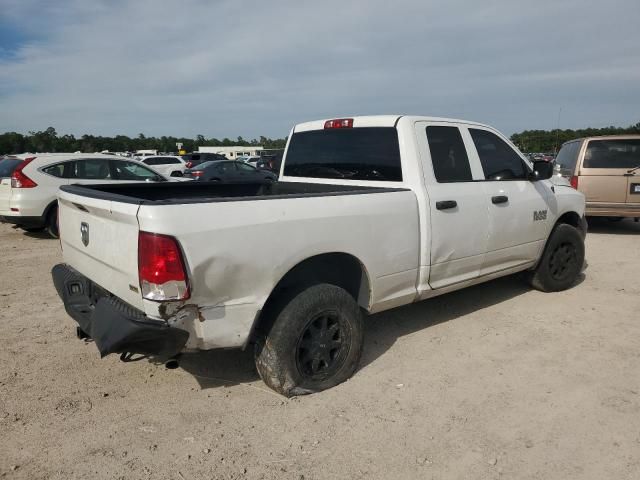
[284, 127, 402, 181]
[0, 158, 22, 178]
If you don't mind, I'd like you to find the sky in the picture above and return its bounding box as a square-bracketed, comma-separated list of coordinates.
[0, 0, 639, 139]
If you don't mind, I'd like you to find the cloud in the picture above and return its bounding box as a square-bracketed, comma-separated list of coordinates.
[0, 0, 639, 138]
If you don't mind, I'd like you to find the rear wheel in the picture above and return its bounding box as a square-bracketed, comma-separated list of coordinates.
[254, 284, 364, 397]
[527, 223, 584, 292]
[45, 205, 59, 239]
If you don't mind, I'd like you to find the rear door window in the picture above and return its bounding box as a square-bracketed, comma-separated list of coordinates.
[0, 159, 22, 178]
[74, 159, 112, 180]
[469, 129, 528, 180]
[284, 127, 402, 181]
[583, 139, 640, 169]
[426, 126, 473, 182]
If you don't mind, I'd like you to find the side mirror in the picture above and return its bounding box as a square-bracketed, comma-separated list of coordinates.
[531, 160, 554, 181]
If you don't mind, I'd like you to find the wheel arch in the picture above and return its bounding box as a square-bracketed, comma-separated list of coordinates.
[555, 210, 586, 238]
[247, 252, 372, 347]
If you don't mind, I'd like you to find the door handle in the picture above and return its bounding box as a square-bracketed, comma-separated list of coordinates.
[435, 200, 457, 210]
[492, 195, 509, 204]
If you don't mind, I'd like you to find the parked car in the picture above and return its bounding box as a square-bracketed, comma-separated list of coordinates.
[51, 115, 586, 396]
[184, 160, 277, 182]
[139, 155, 188, 177]
[555, 135, 640, 220]
[236, 156, 262, 167]
[181, 152, 227, 169]
[0, 153, 174, 238]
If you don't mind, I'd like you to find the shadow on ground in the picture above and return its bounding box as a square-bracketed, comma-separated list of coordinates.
[180, 273, 541, 390]
[10, 225, 54, 240]
[587, 217, 640, 235]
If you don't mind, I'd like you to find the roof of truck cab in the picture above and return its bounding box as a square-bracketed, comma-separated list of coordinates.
[292, 115, 493, 132]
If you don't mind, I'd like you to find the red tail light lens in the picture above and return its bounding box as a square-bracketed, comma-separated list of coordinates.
[11, 157, 38, 188]
[570, 175, 579, 189]
[191, 170, 203, 177]
[138, 232, 190, 301]
[324, 118, 353, 129]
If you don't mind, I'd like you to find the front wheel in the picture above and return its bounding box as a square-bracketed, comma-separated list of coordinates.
[527, 223, 585, 292]
[254, 284, 364, 397]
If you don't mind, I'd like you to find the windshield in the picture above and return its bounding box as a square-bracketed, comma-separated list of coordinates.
[283, 127, 402, 181]
[0, 159, 22, 178]
[583, 139, 640, 169]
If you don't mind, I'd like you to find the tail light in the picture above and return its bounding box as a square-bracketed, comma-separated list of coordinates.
[185, 161, 193, 168]
[324, 118, 353, 129]
[191, 170, 203, 177]
[570, 176, 579, 189]
[11, 157, 37, 188]
[138, 232, 190, 301]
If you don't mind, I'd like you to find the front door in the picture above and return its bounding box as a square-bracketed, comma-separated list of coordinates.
[416, 122, 490, 289]
[465, 127, 556, 275]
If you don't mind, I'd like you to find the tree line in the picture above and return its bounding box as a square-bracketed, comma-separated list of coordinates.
[1, 122, 639, 155]
[510, 122, 640, 153]
[0, 127, 287, 155]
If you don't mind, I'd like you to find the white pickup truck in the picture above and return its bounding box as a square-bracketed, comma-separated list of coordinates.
[52, 116, 586, 396]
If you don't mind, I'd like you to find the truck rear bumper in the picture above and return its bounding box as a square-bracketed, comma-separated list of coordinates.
[51, 264, 189, 359]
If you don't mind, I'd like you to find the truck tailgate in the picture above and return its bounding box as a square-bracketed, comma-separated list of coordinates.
[58, 190, 144, 310]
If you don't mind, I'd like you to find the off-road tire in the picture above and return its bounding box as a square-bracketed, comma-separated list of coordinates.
[254, 284, 364, 397]
[527, 223, 584, 292]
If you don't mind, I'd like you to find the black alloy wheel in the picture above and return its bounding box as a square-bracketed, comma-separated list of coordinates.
[548, 242, 579, 282]
[296, 312, 349, 381]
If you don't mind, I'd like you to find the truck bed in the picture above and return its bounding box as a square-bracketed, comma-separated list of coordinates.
[60, 181, 406, 205]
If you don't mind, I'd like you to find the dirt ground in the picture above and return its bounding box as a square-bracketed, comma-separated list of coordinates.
[1, 219, 639, 480]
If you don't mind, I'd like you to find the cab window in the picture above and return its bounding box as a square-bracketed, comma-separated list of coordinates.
[426, 126, 473, 182]
[470, 129, 528, 180]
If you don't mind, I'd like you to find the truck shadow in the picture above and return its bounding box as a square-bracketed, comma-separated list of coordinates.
[179, 273, 559, 391]
[586, 217, 640, 235]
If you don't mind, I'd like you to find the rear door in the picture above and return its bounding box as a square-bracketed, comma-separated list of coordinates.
[466, 127, 555, 274]
[0, 159, 22, 214]
[416, 122, 490, 289]
[578, 139, 634, 206]
[235, 161, 264, 181]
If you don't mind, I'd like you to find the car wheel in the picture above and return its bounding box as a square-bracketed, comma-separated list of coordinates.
[527, 223, 584, 292]
[45, 204, 59, 239]
[254, 284, 364, 397]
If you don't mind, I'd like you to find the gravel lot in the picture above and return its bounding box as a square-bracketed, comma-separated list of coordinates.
[1, 219, 639, 480]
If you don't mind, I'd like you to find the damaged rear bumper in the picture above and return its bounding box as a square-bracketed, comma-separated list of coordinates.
[51, 263, 189, 359]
